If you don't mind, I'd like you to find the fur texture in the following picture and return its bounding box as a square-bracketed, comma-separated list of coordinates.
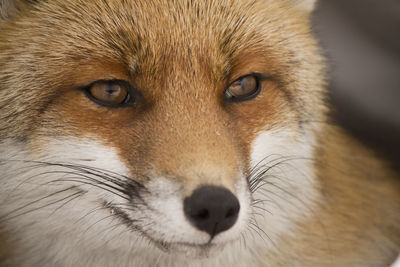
[0, 0, 399, 266]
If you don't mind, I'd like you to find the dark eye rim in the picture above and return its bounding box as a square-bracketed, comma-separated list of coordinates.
[224, 73, 266, 102]
[81, 79, 138, 108]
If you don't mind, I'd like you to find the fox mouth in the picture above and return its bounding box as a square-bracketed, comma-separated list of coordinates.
[104, 202, 221, 257]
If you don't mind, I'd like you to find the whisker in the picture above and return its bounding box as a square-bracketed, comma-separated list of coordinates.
[251, 205, 273, 215]
[50, 192, 82, 215]
[83, 214, 116, 234]
[0, 186, 77, 220]
[0, 190, 84, 223]
[248, 221, 268, 244]
[53, 177, 130, 201]
[75, 206, 108, 224]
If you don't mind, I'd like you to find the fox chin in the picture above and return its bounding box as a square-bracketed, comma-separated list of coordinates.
[0, 0, 399, 266]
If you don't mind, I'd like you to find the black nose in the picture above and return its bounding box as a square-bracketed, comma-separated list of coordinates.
[183, 186, 240, 237]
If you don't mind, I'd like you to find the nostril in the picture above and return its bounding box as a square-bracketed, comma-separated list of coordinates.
[225, 208, 236, 218]
[183, 186, 240, 237]
[194, 209, 209, 220]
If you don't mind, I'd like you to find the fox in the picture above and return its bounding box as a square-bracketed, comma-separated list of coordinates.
[0, 0, 399, 266]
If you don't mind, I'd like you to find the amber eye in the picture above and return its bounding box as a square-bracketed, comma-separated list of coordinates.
[225, 74, 261, 101]
[85, 80, 131, 107]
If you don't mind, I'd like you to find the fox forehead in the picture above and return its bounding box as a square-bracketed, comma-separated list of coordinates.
[0, 0, 324, 179]
[0, 0, 324, 120]
[7, 0, 313, 83]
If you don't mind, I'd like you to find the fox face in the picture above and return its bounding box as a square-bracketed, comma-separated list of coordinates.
[0, 0, 339, 266]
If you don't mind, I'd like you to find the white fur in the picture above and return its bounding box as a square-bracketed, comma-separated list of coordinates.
[0, 124, 318, 266]
[249, 127, 319, 252]
[0, 139, 137, 266]
[0, 138, 254, 266]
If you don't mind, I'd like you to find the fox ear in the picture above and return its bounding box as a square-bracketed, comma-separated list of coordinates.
[289, 0, 317, 13]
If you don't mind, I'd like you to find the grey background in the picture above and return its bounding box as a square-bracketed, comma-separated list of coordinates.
[312, 0, 400, 170]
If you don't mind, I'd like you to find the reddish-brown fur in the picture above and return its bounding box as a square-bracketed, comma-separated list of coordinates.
[0, 0, 399, 266]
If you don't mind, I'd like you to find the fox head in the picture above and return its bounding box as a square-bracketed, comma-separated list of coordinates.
[0, 0, 326, 266]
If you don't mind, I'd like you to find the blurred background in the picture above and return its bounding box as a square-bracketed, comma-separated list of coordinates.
[312, 0, 400, 170]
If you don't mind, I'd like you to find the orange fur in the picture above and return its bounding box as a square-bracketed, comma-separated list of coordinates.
[0, 0, 399, 266]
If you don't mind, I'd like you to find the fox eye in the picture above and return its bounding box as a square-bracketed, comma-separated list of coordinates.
[224, 74, 261, 102]
[85, 80, 132, 107]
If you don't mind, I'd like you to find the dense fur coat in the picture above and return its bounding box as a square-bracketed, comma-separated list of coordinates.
[0, 0, 399, 266]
